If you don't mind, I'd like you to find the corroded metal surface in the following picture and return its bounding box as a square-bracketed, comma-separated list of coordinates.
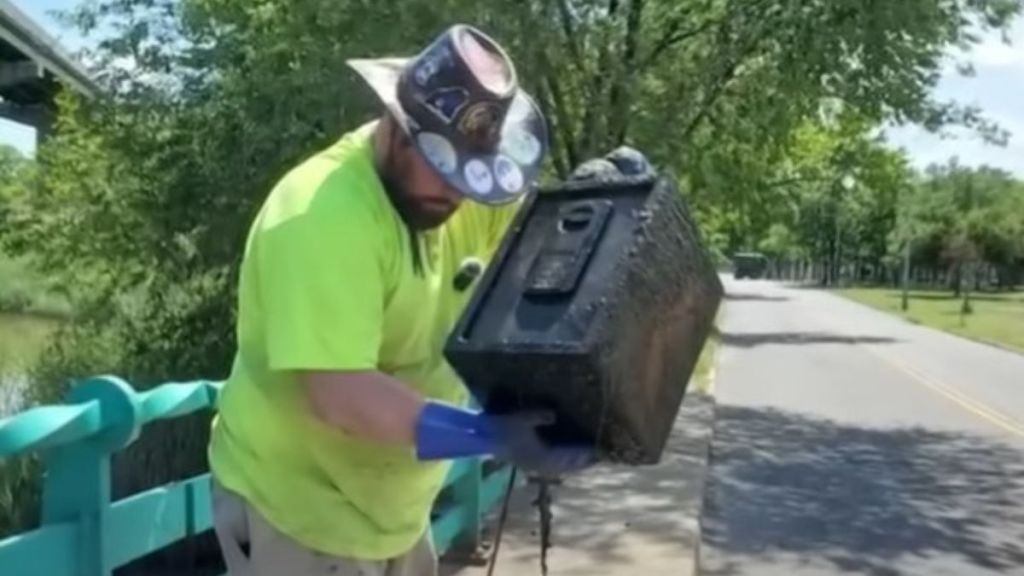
[446, 172, 723, 465]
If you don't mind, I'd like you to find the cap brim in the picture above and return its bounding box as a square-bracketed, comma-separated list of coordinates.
[348, 58, 548, 206]
[347, 57, 411, 119]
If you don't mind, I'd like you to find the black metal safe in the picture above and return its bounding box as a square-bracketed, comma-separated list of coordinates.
[444, 173, 723, 465]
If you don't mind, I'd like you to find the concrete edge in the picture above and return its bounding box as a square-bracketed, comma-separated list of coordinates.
[688, 342, 721, 576]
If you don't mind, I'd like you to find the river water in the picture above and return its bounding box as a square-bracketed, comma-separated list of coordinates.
[0, 312, 60, 416]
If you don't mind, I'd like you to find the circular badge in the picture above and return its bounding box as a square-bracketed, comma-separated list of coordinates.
[506, 92, 533, 123]
[494, 155, 524, 193]
[502, 127, 542, 166]
[463, 159, 494, 195]
[417, 132, 457, 174]
[458, 102, 503, 148]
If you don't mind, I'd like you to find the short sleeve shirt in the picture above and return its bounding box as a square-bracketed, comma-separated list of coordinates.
[208, 121, 521, 560]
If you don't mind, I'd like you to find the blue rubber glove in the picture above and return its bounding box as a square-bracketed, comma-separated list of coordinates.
[415, 402, 596, 476]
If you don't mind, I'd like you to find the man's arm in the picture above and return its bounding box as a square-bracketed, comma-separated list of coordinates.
[252, 190, 411, 443]
[300, 370, 425, 445]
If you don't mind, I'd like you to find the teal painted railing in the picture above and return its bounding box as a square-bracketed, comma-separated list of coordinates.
[0, 376, 513, 576]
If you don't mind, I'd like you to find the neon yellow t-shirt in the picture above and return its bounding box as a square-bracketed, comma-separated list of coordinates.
[208, 121, 521, 560]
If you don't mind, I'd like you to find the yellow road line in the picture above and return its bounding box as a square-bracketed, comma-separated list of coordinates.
[863, 346, 1024, 438]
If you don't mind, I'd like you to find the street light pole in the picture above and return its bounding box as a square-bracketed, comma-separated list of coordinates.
[837, 173, 856, 287]
[898, 183, 913, 312]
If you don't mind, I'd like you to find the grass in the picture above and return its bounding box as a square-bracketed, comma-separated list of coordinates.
[0, 253, 72, 318]
[692, 329, 719, 395]
[0, 252, 69, 389]
[0, 313, 60, 383]
[839, 287, 1024, 353]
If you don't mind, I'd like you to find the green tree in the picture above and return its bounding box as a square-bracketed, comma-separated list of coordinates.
[722, 113, 914, 286]
[0, 144, 26, 178]
[3, 0, 1023, 544]
[891, 160, 1024, 295]
[0, 144, 32, 229]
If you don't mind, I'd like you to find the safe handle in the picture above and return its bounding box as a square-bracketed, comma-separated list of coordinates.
[523, 200, 614, 297]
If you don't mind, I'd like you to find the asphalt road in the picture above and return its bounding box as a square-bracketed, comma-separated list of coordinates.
[700, 276, 1024, 576]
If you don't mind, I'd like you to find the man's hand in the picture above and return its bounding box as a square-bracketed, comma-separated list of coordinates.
[415, 401, 596, 476]
[483, 410, 597, 476]
[301, 373, 596, 474]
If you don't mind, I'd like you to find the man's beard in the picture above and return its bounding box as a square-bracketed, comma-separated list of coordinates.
[379, 153, 455, 231]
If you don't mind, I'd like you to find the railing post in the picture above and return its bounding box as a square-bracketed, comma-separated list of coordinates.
[449, 458, 485, 560]
[40, 376, 141, 576]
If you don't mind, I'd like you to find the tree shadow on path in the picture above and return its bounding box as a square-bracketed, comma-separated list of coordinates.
[724, 293, 791, 302]
[442, 393, 715, 575]
[717, 331, 900, 348]
[701, 405, 1024, 576]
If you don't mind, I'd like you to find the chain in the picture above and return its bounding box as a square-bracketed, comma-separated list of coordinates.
[486, 466, 519, 576]
[535, 478, 554, 576]
[486, 470, 558, 576]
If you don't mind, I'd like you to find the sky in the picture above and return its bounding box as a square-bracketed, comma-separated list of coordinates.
[2, 1, 1024, 177]
[883, 18, 1024, 177]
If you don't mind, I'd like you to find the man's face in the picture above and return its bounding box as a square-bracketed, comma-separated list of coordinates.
[380, 124, 464, 230]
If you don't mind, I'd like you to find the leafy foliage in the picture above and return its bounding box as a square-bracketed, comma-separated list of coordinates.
[906, 161, 1024, 290]
[1, 0, 1023, 544]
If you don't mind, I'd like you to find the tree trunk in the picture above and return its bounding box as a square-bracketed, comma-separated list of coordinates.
[961, 262, 974, 316]
[901, 240, 911, 311]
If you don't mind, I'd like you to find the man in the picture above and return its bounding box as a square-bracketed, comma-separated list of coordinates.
[208, 24, 593, 576]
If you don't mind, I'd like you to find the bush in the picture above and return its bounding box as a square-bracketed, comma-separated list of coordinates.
[0, 256, 34, 314]
[0, 290, 32, 314]
[0, 315, 125, 538]
[0, 454, 40, 538]
[0, 269, 234, 545]
[0, 254, 72, 317]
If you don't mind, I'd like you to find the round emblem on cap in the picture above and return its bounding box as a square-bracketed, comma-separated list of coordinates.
[417, 132, 458, 174]
[502, 127, 542, 165]
[464, 159, 494, 195]
[505, 92, 533, 123]
[458, 103, 503, 149]
[494, 155, 523, 193]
